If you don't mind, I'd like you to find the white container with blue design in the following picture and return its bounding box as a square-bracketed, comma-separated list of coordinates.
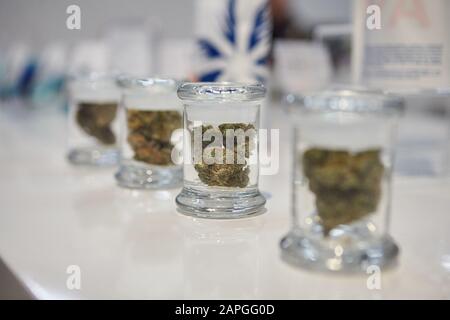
[193, 0, 272, 84]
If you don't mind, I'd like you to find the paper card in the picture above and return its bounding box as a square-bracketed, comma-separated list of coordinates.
[274, 40, 332, 94]
[352, 0, 450, 91]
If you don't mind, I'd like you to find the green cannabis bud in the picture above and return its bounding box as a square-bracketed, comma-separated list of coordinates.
[302, 148, 384, 235]
[193, 123, 255, 188]
[76, 102, 118, 145]
[127, 109, 182, 166]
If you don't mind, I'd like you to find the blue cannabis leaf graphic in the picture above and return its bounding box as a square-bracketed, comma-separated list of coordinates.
[223, 0, 236, 47]
[199, 70, 223, 82]
[255, 54, 269, 66]
[197, 0, 270, 83]
[198, 39, 222, 58]
[248, 1, 269, 51]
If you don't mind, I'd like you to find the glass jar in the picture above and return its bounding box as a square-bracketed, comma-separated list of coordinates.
[176, 82, 266, 218]
[115, 77, 183, 189]
[67, 73, 121, 166]
[280, 88, 403, 272]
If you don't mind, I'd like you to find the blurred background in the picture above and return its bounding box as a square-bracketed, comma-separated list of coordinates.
[0, 0, 449, 299]
[0, 0, 352, 298]
[0, 0, 354, 110]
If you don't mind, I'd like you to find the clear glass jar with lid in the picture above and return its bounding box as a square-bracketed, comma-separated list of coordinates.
[281, 88, 403, 272]
[115, 77, 183, 189]
[176, 82, 266, 218]
[67, 72, 121, 166]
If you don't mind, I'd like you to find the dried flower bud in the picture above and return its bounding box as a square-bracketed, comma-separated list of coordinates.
[76, 102, 118, 145]
[127, 110, 182, 166]
[193, 123, 255, 188]
[303, 148, 384, 235]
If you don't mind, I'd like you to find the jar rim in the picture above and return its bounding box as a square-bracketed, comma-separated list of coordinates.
[177, 82, 266, 102]
[117, 76, 178, 90]
[285, 87, 404, 115]
[68, 71, 120, 83]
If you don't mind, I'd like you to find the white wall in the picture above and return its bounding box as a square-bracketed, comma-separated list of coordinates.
[0, 0, 194, 49]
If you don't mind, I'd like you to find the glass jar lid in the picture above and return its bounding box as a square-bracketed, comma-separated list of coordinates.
[68, 71, 119, 82]
[68, 72, 120, 101]
[117, 76, 178, 92]
[177, 82, 266, 102]
[286, 88, 404, 115]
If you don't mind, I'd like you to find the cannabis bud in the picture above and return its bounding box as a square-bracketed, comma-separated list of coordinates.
[127, 110, 182, 166]
[76, 102, 118, 145]
[302, 148, 384, 235]
[193, 123, 255, 188]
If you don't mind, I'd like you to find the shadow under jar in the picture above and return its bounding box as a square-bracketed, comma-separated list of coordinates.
[280, 88, 404, 272]
[176, 82, 267, 219]
[115, 77, 183, 189]
[67, 73, 121, 166]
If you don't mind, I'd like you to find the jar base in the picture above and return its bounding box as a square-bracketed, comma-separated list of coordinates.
[280, 229, 399, 273]
[115, 163, 182, 190]
[67, 147, 118, 166]
[176, 187, 266, 219]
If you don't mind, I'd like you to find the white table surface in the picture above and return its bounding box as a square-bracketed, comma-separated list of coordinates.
[1, 102, 449, 299]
